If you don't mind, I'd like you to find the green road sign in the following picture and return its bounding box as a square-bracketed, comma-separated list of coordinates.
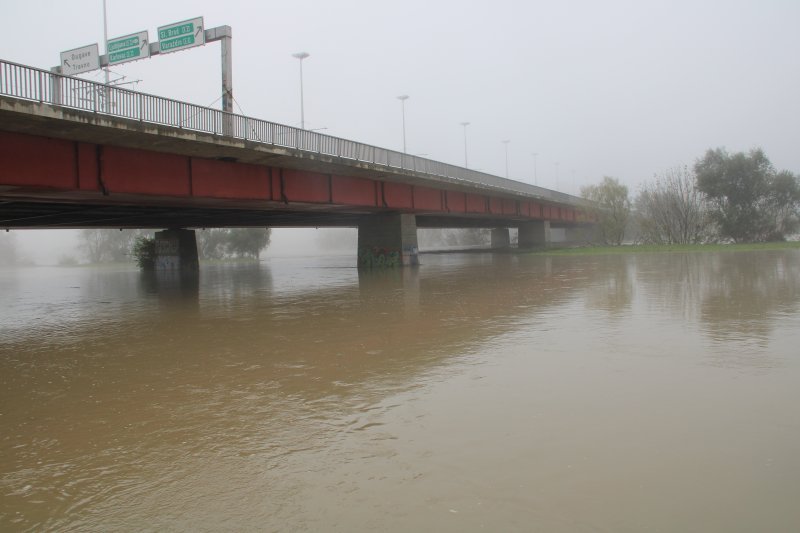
[158, 17, 205, 54]
[107, 31, 150, 65]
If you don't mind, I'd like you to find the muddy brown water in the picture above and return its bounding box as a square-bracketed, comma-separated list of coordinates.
[1, 250, 799, 531]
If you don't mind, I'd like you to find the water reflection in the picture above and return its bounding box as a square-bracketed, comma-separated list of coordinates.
[1, 250, 799, 531]
[700, 252, 800, 343]
[581, 255, 635, 316]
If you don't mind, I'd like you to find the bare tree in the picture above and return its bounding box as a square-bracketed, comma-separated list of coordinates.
[581, 177, 631, 245]
[635, 166, 712, 244]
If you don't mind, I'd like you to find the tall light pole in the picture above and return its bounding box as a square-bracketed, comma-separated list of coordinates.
[397, 95, 409, 153]
[102, 0, 110, 87]
[460, 122, 470, 168]
[502, 140, 510, 179]
[532, 152, 538, 186]
[101, 0, 111, 112]
[292, 52, 310, 129]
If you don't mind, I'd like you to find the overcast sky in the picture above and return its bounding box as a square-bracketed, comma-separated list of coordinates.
[3, 0, 799, 261]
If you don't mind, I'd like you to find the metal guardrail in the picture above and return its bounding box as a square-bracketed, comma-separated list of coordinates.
[0, 59, 588, 208]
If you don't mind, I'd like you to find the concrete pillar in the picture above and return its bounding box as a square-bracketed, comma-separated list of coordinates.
[565, 226, 584, 244]
[154, 229, 199, 272]
[490, 227, 511, 249]
[518, 220, 551, 248]
[566, 225, 599, 244]
[357, 214, 419, 268]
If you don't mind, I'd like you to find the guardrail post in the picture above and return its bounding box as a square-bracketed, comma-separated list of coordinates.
[49, 67, 62, 106]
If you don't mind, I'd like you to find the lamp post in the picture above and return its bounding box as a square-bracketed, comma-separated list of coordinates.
[292, 52, 310, 129]
[102, 0, 111, 112]
[502, 139, 510, 179]
[532, 152, 538, 186]
[397, 95, 409, 153]
[460, 122, 470, 168]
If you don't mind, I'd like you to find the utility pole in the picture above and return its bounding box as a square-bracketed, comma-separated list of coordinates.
[292, 52, 310, 129]
[460, 122, 470, 168]
[397, 95, 409, 153]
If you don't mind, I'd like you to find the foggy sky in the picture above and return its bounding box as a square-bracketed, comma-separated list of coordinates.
[2, 1, 799, 261]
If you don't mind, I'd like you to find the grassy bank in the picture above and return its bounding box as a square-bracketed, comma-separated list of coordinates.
[528, 241, 800, 256]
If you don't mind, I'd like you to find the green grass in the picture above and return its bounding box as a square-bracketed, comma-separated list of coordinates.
[527, 241, 800, 256]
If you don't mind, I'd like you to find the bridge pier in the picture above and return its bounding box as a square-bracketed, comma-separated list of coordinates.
[490, 228, 511, 249]
[154, 229, 199, 272]
[518, 220, 550, 248]
[357, 214, 419, 268]
[564, 225, 598, 245]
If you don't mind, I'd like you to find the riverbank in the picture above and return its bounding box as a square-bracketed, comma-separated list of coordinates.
[530, 241, 800, 256]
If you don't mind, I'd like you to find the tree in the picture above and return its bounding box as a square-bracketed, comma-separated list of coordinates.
[225, 228, 271, 259]
[767, 170, 800, 240]
[132, 236, 156, 270]
[635, 166, 712, 244]
[197, 228, 272, 260]
[79, 229, 108, 263]
[581, 176, 631, 245]
[694, 148, 800, 242]
[197, 228, 230, 260]
[78, 229, 151, 263]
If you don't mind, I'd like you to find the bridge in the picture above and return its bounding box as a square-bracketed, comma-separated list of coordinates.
[0, 59, 595, 268]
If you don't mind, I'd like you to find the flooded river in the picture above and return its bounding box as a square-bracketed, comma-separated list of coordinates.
[1, 250, 799, 532]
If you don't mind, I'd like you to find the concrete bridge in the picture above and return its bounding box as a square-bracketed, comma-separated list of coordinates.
[0, 59, 595, 267]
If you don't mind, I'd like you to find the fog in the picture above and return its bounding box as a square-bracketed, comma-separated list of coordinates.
[4, 228, 353, 265]
[2, 0, 799, 257]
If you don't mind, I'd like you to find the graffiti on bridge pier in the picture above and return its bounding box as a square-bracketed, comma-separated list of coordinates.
[358, 246, 401, 268]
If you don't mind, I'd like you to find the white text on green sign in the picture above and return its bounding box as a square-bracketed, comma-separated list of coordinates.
[107, 31, 150, 65]
[158, 17, 205, 54]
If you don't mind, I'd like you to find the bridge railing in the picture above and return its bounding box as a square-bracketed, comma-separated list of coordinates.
[0, 59, 589, 208]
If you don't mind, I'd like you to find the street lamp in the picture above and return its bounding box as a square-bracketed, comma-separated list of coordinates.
[397, 95, 409, 153]
[460, 122, 470, 168]
[502, 139, 510, 179]
[532, 153, 538, 186]
[292, 52, 310, 129]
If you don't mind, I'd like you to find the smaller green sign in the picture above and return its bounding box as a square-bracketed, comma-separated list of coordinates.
[157, 17, 205, 54]
[107, 31, 150, 65]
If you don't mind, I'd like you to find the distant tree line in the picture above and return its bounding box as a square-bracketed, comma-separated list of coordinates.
[195, 228, 271, 260]
[77, 227, 271, 264]
[582, 148, 800, 245]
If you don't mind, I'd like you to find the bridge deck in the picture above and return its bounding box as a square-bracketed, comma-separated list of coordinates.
[0, 60, 594, 229]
